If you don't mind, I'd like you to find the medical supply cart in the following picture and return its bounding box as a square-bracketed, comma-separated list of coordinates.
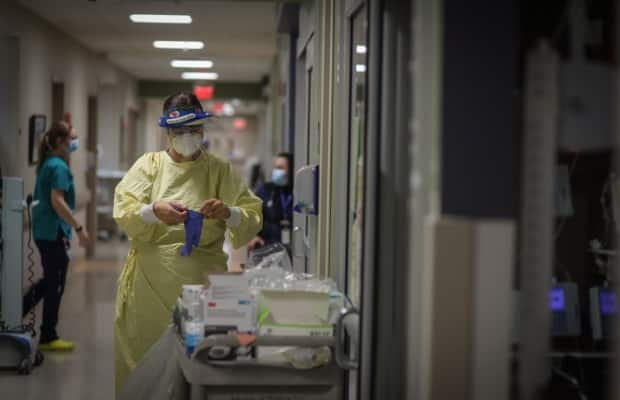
[175, 334, 344, 400]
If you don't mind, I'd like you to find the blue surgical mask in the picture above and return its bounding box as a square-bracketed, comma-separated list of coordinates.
[272, 168, 287, 186]
[69, 139, 79, 153]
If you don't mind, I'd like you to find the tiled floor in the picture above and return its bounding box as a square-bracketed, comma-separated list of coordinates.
[0, 240, 128, 400]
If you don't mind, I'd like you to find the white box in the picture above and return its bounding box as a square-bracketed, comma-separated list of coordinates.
[202, 274, 254, 332]
[203, 299, 254, 332]
[207, 275, 250, 300]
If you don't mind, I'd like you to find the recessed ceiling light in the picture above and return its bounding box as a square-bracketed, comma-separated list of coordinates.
[356, 45, 367, 54]
[153, 41, 204, 50]
[130, 14, 192, 24]
[182, 72, 219, 80]
[223, 103, 235, 116]
[356, 64, 367, 72]
[171, 60, 214, 68]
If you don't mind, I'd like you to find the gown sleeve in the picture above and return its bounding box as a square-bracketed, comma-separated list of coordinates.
[254, 183, 271, 240]
[113, 153, 160, 243]
[217, 161, 263, 249]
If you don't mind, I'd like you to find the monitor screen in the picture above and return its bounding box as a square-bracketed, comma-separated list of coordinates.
[550, 287, 565, 311]
[599, 290, 617, 316]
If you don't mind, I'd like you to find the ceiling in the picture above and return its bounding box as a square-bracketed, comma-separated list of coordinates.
[18, 0, 278, 82]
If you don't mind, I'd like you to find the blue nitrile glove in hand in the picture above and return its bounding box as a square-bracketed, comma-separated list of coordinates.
[181, 210, 204, 256]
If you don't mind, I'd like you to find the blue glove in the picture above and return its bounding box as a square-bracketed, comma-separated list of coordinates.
[180, 210, 204, 256]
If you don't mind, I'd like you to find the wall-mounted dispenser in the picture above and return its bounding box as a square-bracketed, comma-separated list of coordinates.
[293, 164, 319, 216]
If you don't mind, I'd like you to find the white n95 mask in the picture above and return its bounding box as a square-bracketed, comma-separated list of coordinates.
[172, 133, 203, 157]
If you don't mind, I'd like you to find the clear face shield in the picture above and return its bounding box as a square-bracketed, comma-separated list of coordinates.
[159, 106, 212, 159]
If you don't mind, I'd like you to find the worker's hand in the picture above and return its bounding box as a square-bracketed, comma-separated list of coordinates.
[77, 230, 90, 248]
[154, 201, 187, 225]
[247, 236, 265, 250]
[200, 199, 231, 220]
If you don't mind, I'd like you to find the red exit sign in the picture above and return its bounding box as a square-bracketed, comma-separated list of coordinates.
[194, 85, 214, 101]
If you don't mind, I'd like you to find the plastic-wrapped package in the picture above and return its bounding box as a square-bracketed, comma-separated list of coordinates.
[246, 242, 292, 271]
[245, 266, 338, 297]
[283, 346, 332, 369]
[245, 242, 337, 294]
[282, 274, 338, 293]
[256, 346, 332, 369]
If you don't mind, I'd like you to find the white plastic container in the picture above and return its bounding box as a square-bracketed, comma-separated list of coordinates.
[184, 320, 204, 356]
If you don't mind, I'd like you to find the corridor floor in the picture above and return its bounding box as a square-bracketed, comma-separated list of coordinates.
[0, 240, 128, 400]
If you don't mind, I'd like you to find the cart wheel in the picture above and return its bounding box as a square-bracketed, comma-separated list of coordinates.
[18, 358, 32, 375]
[34, 350, 44, 367]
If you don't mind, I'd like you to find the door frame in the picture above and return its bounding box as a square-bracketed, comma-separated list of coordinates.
[293, 36, 310, 273]
[332, 0, 368, 305]
[293, 2, 319, 275]
[356, 0, 413, 398]
[334, 1, 370, 399]
[367, 0, 413, 398]
[358, 0, 377, 397]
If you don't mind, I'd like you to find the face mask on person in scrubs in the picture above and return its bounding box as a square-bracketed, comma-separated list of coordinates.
[271, 168, 287, 186]
[69, 138, 79, 153]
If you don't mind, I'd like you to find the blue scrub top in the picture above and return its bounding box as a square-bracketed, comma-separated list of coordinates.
[256, 182, 293, 243]
[32, 156, 75, 241]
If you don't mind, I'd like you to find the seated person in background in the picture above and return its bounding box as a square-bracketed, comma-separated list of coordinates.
[248, 153, 294, 250]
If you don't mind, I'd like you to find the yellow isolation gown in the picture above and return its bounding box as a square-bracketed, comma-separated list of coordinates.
[113, 151, 262, 393]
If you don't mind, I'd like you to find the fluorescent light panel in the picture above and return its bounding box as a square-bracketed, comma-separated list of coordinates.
[182, 72, 219, 80]
[153, 41, 204, 49]
[130, 14, 192, 24]
[356, 45, 367, 54]
[356, 64, 367, 72]
[171, 60, 214, 68]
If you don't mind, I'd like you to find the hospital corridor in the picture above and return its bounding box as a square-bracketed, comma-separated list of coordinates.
[1, 241, 128, 400]
[1, 1, 620, 400]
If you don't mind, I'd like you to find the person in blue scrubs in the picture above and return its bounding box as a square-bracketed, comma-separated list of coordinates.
[248, 153, 294, 249]
[22, 118, 89, 352]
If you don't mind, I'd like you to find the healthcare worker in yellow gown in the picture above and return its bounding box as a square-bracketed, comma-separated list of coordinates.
[113, 92, 262, 393]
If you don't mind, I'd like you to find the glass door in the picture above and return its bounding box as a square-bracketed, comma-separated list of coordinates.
[336, 3, 368, 400]
[346, 3, 367, 322]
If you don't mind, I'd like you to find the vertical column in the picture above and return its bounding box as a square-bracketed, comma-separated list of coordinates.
[518, 42, 558, 400]
[427, 0, 519, 399]
[610, 2, 620, 398]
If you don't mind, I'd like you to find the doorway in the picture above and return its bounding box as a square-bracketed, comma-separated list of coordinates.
[86, 96, 98, 258]
[51, 82, 64, 123]
[0, 36, 19, 175]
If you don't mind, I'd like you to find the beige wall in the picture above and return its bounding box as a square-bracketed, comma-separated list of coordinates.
[142, 97, 168, 154]
[0, 2, 137, 206]
[97, 80, 139, 171]
[206, 116, 259, 180]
